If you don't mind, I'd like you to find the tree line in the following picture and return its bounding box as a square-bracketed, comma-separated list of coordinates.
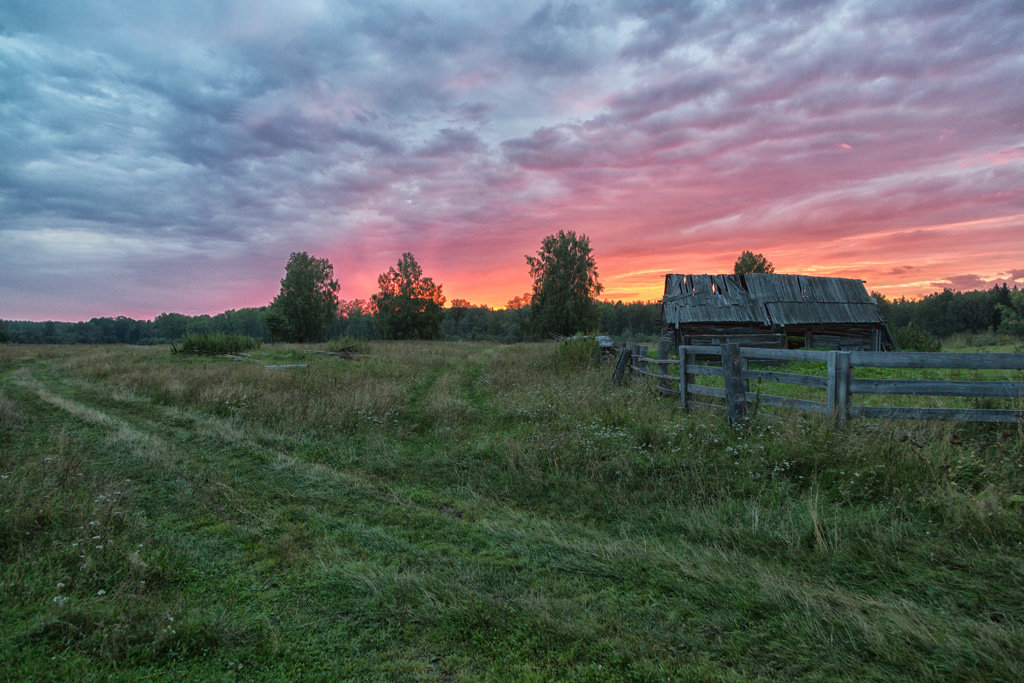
[0, 299, 661, 345]
[3, 240, 1020, 345]
[2, 230, 645, 344]
[874, 284, 1024, 339]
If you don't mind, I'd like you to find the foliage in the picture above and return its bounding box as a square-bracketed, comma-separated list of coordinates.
[876, 284, 1020, 339]
[170, 332, 261, 355]
[526, 230, 603, 338]
[894, 322, 941, 352]
[505, 292, 532, 310]
[598, 300, 661, 340]
[553, 336, 600, 370]
[266, 252, 340, 342]
[996, 303, 1024, 337]
[371, 253, 446, 339]
[333, 299, 376, 339]
[2, 342, 1023, 679]
[324, 334, 368, 355]
[0, 320, 8, 344]
[733, 251, 775, 275]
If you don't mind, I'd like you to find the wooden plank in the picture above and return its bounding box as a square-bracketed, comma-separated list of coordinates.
[848, 351, 1024, 370]
[744, 369, 828, 388]
[644, 372, 679, 381]
[850, 379, 1024, 398]
[656, 386, 681, 397]
[832, 351, 851, 423]
[851, 406, 1024, 423]
[746, 393, 829, 414]
[722, 343, 747, 425]
[610, 347, 630, 385]
[678, 345, 689, 410]
[689, 365, 724, 377]
[679, 345, 722, 355]
[688, 384, 727, 398]
[741, 347, 831, 362]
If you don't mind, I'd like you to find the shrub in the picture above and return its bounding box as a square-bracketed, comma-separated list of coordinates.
[325, 335, 368, 356]
[171, 333, 261, 356]
[894, 322, 941, 352]
[554, 336, 600, 369]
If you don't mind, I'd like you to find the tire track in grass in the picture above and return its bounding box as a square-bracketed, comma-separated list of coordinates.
[6, 357, 1020, 679]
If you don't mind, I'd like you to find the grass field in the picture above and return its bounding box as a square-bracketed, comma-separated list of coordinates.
[2, 342, 1023, 680]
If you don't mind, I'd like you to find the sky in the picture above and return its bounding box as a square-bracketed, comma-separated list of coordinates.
[2, 0, 1023, 322]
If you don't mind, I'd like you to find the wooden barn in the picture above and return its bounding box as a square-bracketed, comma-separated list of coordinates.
[661, 273, 895, 351]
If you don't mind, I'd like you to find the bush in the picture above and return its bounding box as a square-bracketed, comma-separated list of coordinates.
[894, 322, 941, 352]
[171, 333, 261, 356]
[554, 337, 600, 369]
[325, 335, 368, 356]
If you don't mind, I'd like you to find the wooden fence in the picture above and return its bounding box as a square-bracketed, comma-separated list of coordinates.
[618, 343, 1024, 425]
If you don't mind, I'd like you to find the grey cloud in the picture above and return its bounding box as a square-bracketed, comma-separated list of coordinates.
[418, 129, 483, 157]
[2, 0, 1023, 318]
[507, 2, 603, 76]
[932, 274, 990, 291]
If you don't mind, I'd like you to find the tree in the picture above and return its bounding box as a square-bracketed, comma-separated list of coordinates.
[505, 293, 532, 310]
[525, 230, 603, 337]
[372, 252, 446, 339]
[734, 251, 775, 275]
[337, 299, 376, 339]
[0, 320, 9, 344]
[267, 252, 340, 342]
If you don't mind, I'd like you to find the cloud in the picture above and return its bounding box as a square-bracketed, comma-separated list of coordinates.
[1, 0, 1023, 318]
[931, 274, 989, 291]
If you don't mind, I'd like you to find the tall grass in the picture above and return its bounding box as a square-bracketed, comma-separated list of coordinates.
[170, 332, 260, 356]
[1, 342, 1022, 679]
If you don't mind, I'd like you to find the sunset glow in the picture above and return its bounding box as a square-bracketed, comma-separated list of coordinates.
[2, 1, 1023, 321]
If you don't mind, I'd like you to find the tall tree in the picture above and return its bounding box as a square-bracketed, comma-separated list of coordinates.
[526, 230, 603, 337]
[372, 253, 446, 339]
[734, 251, 775, 275]
[267, 252, 340, 342]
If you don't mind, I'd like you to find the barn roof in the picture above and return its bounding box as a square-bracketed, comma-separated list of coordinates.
[662, 273, 886, 327]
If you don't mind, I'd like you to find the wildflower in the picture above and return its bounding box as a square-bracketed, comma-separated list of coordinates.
[53, 596, 68, 606]
[97, 589, 106, 596]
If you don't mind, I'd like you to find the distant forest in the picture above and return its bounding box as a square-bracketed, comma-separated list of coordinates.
[3, 284, 1023, 345]
[0, 300, 661, 345]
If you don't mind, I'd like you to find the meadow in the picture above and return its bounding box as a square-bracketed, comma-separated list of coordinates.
[1, 341, 1023, 680]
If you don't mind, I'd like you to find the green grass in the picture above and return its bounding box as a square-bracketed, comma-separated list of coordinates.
[171, 332, 261, 356]
[1, 342, 1023, 680]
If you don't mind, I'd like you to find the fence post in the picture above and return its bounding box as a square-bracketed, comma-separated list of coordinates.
[638, 345, 649, 377]
[630, 343, 638, 379]
[611, 347, 631, 386]
[722, 343, 746, 425]
[678, 345, 689, 410]
[827, 351, 851, 424]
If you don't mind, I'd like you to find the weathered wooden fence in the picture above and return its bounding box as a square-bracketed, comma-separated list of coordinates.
[619, 342, 1024, 425]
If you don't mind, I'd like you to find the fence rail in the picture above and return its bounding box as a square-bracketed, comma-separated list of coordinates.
[619, 342, 1024, 425]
